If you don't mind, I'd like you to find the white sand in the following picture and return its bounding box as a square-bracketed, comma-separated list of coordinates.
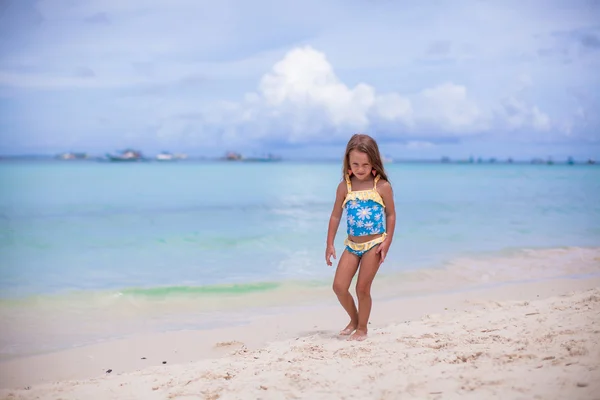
[1, 276, 599, 400]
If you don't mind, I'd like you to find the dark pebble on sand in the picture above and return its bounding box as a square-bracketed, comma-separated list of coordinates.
[141, 357, 146, 360]
[162, 361, 167, 364]
[106, 369, 112, 373]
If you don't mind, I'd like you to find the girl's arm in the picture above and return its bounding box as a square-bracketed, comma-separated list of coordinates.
[377, 181, 396, 264]
[326, 182, 346, 265]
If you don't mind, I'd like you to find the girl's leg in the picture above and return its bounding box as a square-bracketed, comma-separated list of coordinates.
[350, 244, 382, 341]
[332, 249, 361, 335]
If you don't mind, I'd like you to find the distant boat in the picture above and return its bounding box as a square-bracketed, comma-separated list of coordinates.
[243, 153, 282, 162]
[383, 155, 393, 164]
[56, 152, 88, 160]
[221, 152, 281, 162]
[154, 152, 187, 161]
[223, 152, 243, 161]
[155, 151, 175, 161]
[106, 149, 143, 162]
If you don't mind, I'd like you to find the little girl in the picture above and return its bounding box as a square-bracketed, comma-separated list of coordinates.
[325, 134, 396, 341]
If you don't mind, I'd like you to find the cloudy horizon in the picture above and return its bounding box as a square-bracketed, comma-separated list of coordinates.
[1, 0, 599, 160]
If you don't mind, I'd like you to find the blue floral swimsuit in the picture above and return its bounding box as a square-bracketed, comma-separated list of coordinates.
[342, 174, 387, 257]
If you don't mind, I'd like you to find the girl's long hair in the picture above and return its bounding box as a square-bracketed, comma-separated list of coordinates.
[342, 133, 389, 182]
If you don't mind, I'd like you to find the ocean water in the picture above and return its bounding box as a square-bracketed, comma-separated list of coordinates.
[0, 160, 599, 356]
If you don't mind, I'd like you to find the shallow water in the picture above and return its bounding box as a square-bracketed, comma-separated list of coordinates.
[0, 160, 599, 356]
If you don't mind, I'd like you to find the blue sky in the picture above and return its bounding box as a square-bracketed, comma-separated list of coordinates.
[0, 0, 599, 160]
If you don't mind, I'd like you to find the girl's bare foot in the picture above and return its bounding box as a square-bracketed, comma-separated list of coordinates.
[339, 322, 358, 336]
[349, 328, 368, 341]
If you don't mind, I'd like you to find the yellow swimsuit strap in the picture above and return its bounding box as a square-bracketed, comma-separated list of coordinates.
[342, 174, 385, 209]
[344, 174, 353, 193]
[373, 174, 380, 189]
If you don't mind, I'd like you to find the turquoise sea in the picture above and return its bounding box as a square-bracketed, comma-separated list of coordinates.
[1, 160, 599, 357]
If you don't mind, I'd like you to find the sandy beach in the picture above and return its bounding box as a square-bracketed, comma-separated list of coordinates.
[1, 273, 599, 400]
[2, 0, 600, 397]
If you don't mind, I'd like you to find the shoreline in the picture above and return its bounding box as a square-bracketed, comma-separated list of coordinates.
[2, 243, 598, 301]
[2, 272, 599, 363]
[1, 246, 599, 363]
[1, 274, 599, 397]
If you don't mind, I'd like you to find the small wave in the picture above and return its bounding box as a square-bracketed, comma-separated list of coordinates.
[0, 278, 327, 307]
[119, 281, 281, 297]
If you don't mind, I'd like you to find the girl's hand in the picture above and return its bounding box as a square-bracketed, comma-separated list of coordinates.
[376, 240, 391, 265]
[325, 245, 337, 266]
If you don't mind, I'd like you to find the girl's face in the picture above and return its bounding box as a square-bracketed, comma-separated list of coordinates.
[348, 150, 372, 180]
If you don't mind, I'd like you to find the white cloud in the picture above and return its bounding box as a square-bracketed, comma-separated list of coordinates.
[196, 46, 510, 144]
[500, 96, 551, 132]
[374, 94, 413, 123]
[258, 46, 376, 130]
[131, 46, 555, 147]
[2, 0, 594, 150]
[416, 83, 486, 132]
[531, 107, 551, 131]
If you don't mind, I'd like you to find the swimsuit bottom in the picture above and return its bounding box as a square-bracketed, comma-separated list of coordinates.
[344, 233, 387, 257]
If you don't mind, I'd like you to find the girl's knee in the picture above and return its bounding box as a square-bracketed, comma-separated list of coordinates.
[333, 282, 350, 295]
[355, 284, 371, 299]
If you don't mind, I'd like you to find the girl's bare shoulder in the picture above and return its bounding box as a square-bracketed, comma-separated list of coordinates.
[376, 178, 392, 190]
[336, 180, 348, 195]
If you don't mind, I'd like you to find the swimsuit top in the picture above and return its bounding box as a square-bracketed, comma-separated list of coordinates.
[342, 174, 386, 237]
